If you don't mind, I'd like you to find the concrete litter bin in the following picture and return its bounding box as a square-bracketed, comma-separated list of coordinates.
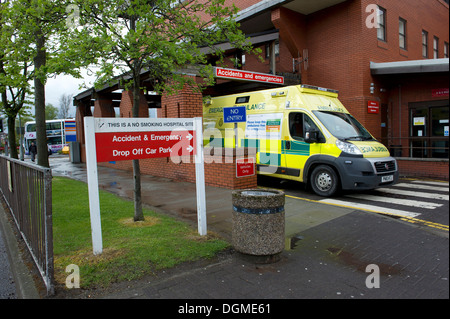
[232, 189, 285, 260]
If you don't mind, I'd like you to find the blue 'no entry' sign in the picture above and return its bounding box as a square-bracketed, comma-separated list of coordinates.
[223, 106, 247, 123]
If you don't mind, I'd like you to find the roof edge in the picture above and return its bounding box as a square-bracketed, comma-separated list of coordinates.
[371, 58, 449, 75]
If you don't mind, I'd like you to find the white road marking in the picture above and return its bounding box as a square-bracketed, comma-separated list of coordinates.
[345, 194, 442, 209]
[393, 183, 449, 193]
[411, 180, 449, 187]
[375, 188, 449, 201]
[319, 198, 421, 218]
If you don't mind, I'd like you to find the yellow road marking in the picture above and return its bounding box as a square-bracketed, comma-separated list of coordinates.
[284, 194, 449, 232]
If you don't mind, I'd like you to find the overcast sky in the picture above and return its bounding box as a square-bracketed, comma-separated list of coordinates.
[44, 69, 97, 118]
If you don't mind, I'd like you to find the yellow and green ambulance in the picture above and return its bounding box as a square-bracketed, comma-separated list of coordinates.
[203, 84, 399, 196]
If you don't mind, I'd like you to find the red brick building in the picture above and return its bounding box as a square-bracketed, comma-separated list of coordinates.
[75, 0, 449, 183]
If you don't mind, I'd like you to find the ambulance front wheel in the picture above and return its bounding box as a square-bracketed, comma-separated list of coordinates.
[310, 165, 339, 197]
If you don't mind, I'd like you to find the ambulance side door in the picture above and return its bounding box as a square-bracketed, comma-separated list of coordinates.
[282, 111, 322, 181]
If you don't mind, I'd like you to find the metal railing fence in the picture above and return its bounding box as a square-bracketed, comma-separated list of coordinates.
[0, 155, 54, 295]
[381, 137, 449, 160]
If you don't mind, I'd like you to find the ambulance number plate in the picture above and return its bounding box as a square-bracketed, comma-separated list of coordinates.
[381, 175, 394, 183]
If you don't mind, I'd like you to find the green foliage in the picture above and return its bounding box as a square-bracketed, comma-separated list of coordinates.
[65, 0, 261, 220]
[1, 0, 99, 164]
[0, 1, 33, 117]
[72, 0, 259, 94]
[3, 0, 80, 81]
[45, 103, 59, 120]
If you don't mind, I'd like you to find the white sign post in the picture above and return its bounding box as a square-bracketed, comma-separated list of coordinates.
[193, 117, 207, 236]
[83, 117, 103, 255]
[83, 116, 207, 255]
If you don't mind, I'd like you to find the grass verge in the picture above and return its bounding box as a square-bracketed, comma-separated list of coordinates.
[52, 176, 229, 289]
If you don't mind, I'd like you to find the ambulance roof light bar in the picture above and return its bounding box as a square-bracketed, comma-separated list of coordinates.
[301, 84, 339, 94]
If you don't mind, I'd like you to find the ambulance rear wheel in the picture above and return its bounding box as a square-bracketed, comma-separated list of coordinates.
[310, 165, 339, 197]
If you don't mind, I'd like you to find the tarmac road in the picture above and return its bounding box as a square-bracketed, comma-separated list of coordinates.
[0, 221, 16, 299]
[258, 175, 449, 233]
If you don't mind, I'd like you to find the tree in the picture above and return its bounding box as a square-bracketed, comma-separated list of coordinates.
[76, 0, 258, 221]
[0, 0, 34, 159]
[45, 103, 59, 120]
[58, 93, 73, 119]
[3, 0, 65, 166]
[7, 0, 95, 167]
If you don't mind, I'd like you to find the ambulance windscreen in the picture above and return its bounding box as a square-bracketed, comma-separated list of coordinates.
[313, 111, 374, 141]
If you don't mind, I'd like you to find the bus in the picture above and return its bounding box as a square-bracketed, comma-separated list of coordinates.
[24, 119, 77, 155]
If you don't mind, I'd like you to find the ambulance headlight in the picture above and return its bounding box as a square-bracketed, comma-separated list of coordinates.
[336, 139, 362, 155]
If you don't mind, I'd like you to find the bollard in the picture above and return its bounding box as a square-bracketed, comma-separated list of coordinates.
[232, 189, 285, 261]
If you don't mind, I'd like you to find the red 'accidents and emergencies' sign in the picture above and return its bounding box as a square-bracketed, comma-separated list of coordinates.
[432, 88, 449, 97]
[236, 158, 256, 178]
[214, 67, 284, 85]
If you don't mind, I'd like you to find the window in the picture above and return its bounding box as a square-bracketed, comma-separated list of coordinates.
[234, 52, 244, 69]
[433, 36, 439, 58]
[399, 18, 407, 49]
[46, 121, 62, 131]
[313, 111, 374, 141]
[410, 101, 449, 158]
[235, 96, 250, 104]
[265, 41, 279, 59]
[47, 136, 63, 146]
[289, 113, 321, 141]
[422, 30, 428, 58]
[377, 7, 386, 41]
[445, 42, 449, 58]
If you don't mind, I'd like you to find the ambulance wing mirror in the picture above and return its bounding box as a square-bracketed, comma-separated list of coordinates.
[305, 129, 320, 144]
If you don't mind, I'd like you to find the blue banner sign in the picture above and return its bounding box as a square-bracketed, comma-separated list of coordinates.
[223, 106, 247, 123]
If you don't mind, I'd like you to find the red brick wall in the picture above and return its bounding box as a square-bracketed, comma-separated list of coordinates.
[160, 82, 203, 118]
[264, 1, 449, 180]
[93, 95, 115, 118]
[199, 0, 261, 12]
[359, 0, 449, 137]
[397, 159, 449, 181]
[119, 90, 149, 118]
[263, 0, 449, 139]
[194, 0, 261, 26]
[272, 8, 306, 56]
[361, 0, 449, 62]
